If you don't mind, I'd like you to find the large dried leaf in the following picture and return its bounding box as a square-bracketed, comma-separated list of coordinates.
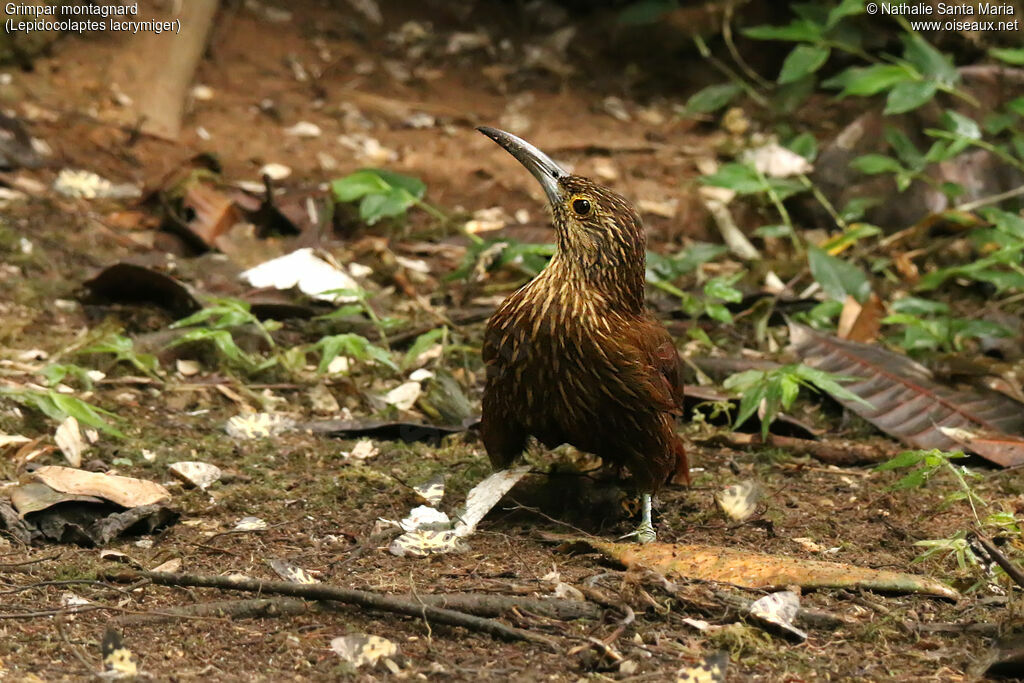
[32, 466, 171, 508]
[790, 323, 1024, 459]
[567, 537, 958, 599]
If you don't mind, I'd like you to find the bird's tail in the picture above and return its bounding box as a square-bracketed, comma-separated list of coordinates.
[669, 436, 690, 486]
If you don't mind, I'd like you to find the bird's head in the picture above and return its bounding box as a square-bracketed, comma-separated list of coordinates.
[478, 127, 646, 289]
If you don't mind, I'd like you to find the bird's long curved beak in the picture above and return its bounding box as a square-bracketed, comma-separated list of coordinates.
[477, 126, 566, 205]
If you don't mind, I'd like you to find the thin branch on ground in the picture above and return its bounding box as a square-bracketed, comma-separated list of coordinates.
[102, 570, 560, 650]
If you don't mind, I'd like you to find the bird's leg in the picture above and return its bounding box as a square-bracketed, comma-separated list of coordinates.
[635, 493, 656, 544]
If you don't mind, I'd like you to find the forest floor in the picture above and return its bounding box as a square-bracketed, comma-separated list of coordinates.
[0, 1, 1020, 681]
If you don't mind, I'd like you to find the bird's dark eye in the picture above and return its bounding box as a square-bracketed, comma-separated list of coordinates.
[572, 198, 591, 216]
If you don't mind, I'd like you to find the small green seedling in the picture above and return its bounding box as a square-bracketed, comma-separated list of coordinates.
[724, 364, 870, 438]
[330, 169, 444, 225]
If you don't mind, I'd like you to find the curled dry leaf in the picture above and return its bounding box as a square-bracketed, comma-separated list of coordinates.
[54, 416, 86, 468]
[749, 591, 807, 640]
[31, 466, 171, 508]
[837, 293, 883, 343]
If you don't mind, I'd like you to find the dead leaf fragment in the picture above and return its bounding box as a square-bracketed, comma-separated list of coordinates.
[676, 651, 727, 683]
[102, 628, 139, 676]
[837, 293, 883, 343]
[268, 558, 319, 584]
[330, 634, 397, 668]
[240, 248, 359, 303]
[715, 480, 761, 522]
[54, 416, 87, 468]
[940, 427, 1024, 467]
[749, 591, 807, 640]
[389, 529, 466, 557]
[168, 461, 223, 490]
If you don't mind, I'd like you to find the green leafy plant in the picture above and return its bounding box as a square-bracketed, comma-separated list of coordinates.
[724, 364, 870, 437]
[446, 237, 556, 282]
[316, 287, 401, 348]
[79, 333, 161, 379]
[0, 385, 124, 437]
[330, 169, 444, 225]
[882, 296, 1012, 353]
[678, 273, 744, 324]
[308, 334, 396, 375]
[168, 298, 281, 373]
[874, 448, 1000, 573]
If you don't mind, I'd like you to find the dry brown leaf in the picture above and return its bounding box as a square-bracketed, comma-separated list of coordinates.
[790, 323, 1024, 457]
[32, 466, 171, 508]
[837, 293, 883, 343]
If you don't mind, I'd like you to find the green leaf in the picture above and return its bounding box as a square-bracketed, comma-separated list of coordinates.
[850, 154, 904, 175]
[617, 0, 678, 25]
[990, 47, 1024, 65]
[778, 45, 831, 84]
[312, 333, 397, 374]
[807, 245, 870, 303]
[890, 296, 949, 315]
[942, 110, 981, 140]
[754, 224, 795, 239]
[705, 303, 733, 324]
[836, 64, 915, 97]
[826, 0, 864, 28]
[901, 33, 958, 85]
[743, 19, 822, 42]
[330, 170, 389, 202]
[786, 132, 818, 161]
[700, 163, 764, 194]
[1007, 96, 1024, 117]
[704, 274, 743, 303]
[884, 80, 938, 115]
[403, 328, 446, 369]
[838, 198, 880, 222]
[683, 83, 742, 115]
[876, 449, 927, 471]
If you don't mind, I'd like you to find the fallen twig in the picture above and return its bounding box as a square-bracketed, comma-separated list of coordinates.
[704, 432, 893, 466]
[970, 532, 1024, 591]
[118, 597, 319, 626]
[102, 570, 559, 650]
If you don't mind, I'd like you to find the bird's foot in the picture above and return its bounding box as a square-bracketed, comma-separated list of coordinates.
[634, 519, 656, 544]
[619, 493, 656, 544]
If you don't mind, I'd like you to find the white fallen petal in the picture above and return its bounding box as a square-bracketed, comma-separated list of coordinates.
[383, 381, 421, 410]
[743, 142, 813, 178]
[240, 248, 360, 303]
